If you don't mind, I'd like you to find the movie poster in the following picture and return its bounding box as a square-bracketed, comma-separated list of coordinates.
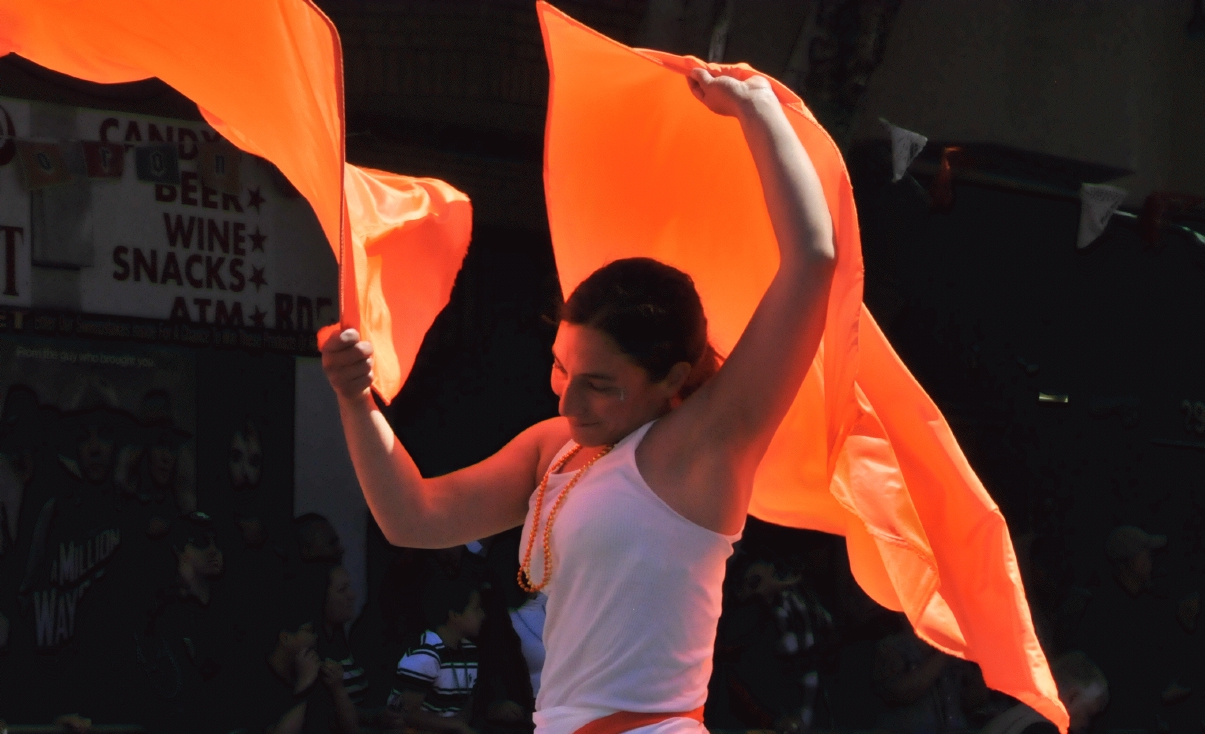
[0, 337, 301, 728]
[0, 335, 195, 716]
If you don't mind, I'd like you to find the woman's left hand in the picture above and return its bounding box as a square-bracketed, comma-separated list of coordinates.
[687, 68, 776, 117]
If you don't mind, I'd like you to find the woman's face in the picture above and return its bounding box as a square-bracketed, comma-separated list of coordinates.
[550, 323, 686, 448]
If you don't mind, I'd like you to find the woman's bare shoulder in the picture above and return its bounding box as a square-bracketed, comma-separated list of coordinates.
[526, 415, 572, 476]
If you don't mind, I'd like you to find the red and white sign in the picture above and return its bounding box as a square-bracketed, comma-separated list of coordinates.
[0, 97, 337, 332]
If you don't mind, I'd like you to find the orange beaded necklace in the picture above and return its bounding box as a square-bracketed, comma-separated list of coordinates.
[517, 443, 615, 593]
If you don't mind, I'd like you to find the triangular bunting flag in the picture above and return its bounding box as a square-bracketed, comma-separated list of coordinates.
[135, 143, 180, 185]
[199, 142, 242, 195]
[880, 118, 927, 183]
[16, 140, 71, 189]
[1078, 183, 1127, 249]
[81, 140, 125, 179]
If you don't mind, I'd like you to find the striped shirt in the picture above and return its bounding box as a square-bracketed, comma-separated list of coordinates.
[336, 652, 369, 706]
[388, 630, 478, 717]
[322, 628, 369, 706]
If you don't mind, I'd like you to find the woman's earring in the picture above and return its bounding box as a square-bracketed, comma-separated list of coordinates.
[619, 388, 627, 402]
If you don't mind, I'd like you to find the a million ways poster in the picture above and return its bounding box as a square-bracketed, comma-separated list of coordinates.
[0, 335, 297, 726]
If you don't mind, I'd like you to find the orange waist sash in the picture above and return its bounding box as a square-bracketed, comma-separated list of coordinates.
[572, 707, 705, 734]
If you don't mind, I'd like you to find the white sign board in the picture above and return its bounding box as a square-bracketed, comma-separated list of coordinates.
[0, 97, 336, 332]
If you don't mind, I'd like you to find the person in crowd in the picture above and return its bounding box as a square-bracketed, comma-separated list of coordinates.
[295, 513, 346, 564]
[257, 612, 325, 734]
[508, 591, 547, 701]
[114, 389, 194, 515]
[323, 65, 837, 734]
[10, 387, 133, 717]
[250, 565, 361, 734]
[1015, 533, 1092, 656]
[872, 617, 984, 734]
[473, 581, 535, 733]
[742, 547, 838, 727]
[386, 577, 486, 734]
[0, 385, 46, 660]
[139, 511, 239, 733]
[718, 547, 843, 727]
[380, 547, 428, 647]
[411, 539, 534, 731]
[379, 539, 532, 734]
[317, 560, 403, 731]
[0, 384, 44, 561]
[978, 652, 1108, 734]
[1105, 525, 1165, 597]
[167, 510, 225, 606]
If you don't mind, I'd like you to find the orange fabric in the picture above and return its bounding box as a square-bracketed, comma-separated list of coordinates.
[339, 166, 471, 400]
[537, 4, 1066, 731]
[573, 707, 705, 734]
[0, 0, 471, 402]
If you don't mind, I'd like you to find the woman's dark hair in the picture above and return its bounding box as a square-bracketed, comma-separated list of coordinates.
[561, 258, 722, 399]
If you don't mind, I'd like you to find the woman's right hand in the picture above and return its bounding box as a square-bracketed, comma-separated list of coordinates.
[321, 327, 375, 402]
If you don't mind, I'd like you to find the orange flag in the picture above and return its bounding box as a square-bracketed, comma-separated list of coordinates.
[342, 166, 471, 399]
[0, 0, 470, 402]
[538, 3, 1065, 730]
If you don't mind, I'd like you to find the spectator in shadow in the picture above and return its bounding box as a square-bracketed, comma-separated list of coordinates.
[296, 513, 346, 564]
[0, 384, 46, 563]
[473, 580, 535, 734]
[386, 577, 485, 734]
[508, 591, 547, 701]
[978, 652, 1108, 734]
[138, 510, 240, 733]
[380, 547, 427, 648]
[318, 560, 401, 732]
[1015, 534, 1091, 656]
[720, 546, 840, 734]
[247, 563, 360, 734]
[872, 616, 982, 734]
[1105, 525, 1165, 597]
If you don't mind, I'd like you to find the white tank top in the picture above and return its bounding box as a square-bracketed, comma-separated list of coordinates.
[521, 421, 740, 734]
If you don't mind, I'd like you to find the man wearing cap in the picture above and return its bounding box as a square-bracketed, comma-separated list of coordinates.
[1105, 525, 1166, 597]
[137, 511, 242, 733]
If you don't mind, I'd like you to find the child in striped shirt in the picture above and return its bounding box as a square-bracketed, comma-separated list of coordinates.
[387, 578, 486, 734]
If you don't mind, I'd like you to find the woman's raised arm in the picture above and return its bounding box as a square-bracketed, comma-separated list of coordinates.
[644, 70, 837, 532]
[322, 328, 561, 548]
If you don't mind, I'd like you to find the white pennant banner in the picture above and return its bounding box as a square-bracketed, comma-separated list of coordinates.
[880, 118, 928, 183]
[1078, 183, 1128, 249]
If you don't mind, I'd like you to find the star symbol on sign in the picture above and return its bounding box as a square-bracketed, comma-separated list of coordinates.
[250, 306, 267, 328]
[246, 186, 265, 213]
[249, 227, 267, 252]
[250, 266, 267, 292]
